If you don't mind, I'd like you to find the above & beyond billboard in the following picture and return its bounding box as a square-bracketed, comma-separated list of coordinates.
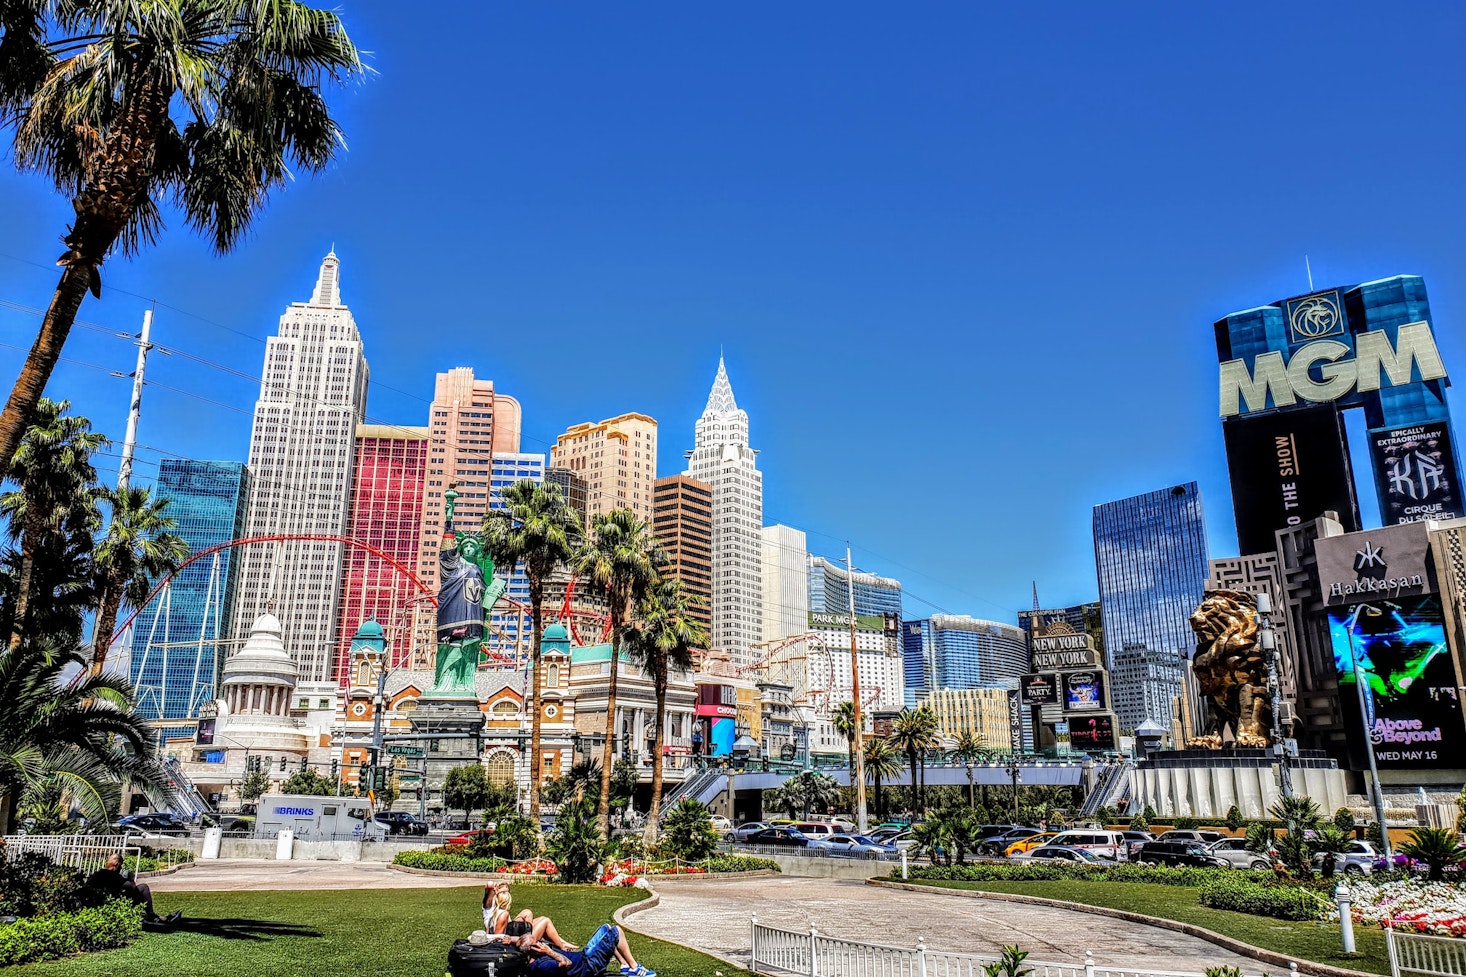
[1327, 595, 1460, 770]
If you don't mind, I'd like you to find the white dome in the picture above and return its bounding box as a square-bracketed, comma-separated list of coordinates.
[221, 612, 298, 688]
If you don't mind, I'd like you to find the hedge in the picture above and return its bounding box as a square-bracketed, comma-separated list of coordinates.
[0, 898, 145, 966]
[1198, 876, 1332, 921]
[699, 854, 780, 873]
[905, 862, 1253, 888]
[393, 850, 508, 873]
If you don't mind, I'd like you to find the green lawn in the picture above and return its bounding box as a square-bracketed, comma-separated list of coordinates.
[904, 880, 1386, 975]
[16, 885, 741, 977]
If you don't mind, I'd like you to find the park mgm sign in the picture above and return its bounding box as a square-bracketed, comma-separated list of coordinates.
[1020, 628, 1119, 752]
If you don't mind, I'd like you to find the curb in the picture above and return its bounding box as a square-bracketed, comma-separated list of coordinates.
[616, 883, 751, 972]
[136, 862, 196, 879]
[868, 880, 1378, 977]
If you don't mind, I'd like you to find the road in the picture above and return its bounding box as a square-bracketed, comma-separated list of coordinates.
[152, 860, 1258, 972]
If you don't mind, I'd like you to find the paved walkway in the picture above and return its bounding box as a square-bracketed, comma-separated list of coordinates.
[153, 861, 1255, 972]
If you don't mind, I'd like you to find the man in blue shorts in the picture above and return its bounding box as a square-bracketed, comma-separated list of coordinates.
[524, 923, 655, 977]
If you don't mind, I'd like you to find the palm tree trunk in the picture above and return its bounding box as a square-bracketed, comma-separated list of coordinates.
[8, 515, 40, 650]
[0, 267, 93, 486]
[968, 769, 975, 808]
[89, 581, 122, 674]
[527, 593, 544, 821]
[644, 663, 668, 845]
[907, 748, 918, 813]
[596, 614, 624, 836]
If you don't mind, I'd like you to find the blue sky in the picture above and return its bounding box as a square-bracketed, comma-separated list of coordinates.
[1, 2, 1463, 624]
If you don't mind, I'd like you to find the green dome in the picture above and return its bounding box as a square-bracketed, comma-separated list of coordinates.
[353, 617, 386, 639]
[544, 622, 569, 642]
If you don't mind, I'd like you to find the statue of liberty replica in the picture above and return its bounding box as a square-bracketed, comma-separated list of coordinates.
[430, 486, 507, 697]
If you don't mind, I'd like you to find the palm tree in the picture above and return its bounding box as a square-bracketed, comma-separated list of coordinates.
[482, 480, 583, 819]
[890, 706, 940, 812]
[863, 737, 903, 820]
[1400, 827, 1466, 882]
[948, 730, 989, 808]
[831, 700, 859, 777]
[0, 398, 105, 649]
[573, 509, 663, 834]
[88, 486, 188, 673]
[623, 576, 706, 844]
[0, 639, 171, 833]
[0, 1, 366, 482]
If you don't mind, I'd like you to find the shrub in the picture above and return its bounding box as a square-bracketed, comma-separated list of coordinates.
[699, 854, 779, 873]
[492, 815, 541, 861]
[903, 861, 1246, 887]
[393, 850, 506, 873]
[1205, 967, 1242, 977]
[0, 898, 144, 965]
[544, 797, 603, 884]
[1142, 805, 1158, 822]
[1197, 876, 1331, 921]
[1399, 827, 1466, 882]
[660, 799, 719, 861]
[1172, 816, 1199, 830]
[1224, 805, 1244, 832]
[983, 945, 1032, 977]
[1332, 808, 1356, 835]
[0, 853, 88, 917]
[1128, 813, 1149, 831]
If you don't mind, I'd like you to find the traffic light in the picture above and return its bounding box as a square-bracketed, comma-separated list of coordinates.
[299, 756, 308, 773]
[330, 758, 339, 779]
[279, 756, 286, 772]
[358, 765, 372, 794]
[374, 767, 389, 792]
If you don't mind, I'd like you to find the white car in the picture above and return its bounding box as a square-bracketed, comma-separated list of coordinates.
[709, 814, 732, 831]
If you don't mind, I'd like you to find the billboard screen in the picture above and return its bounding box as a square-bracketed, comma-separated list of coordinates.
[1069, 713, 1116, 752]
[1063, 671, 1106, 712]
[1223, 404, 1360, 554]
[1327, 596, 1461, 770]
[1020, 673, 1059, 706]
[1007, 690, 1022, 753]
[1369, 423, 1462, 526]
[196, 718, 216, 745]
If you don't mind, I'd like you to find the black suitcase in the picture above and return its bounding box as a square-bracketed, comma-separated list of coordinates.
[448, 939, 530, 977]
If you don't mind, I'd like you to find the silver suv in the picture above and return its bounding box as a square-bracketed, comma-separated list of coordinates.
[1207, 837, 1273, 870]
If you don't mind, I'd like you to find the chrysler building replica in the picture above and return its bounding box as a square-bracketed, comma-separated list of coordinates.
[231, 250, 369, 682]
[685, 357, 763, 669]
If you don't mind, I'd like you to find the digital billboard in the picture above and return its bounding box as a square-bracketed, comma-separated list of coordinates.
[1007, 690, 1022, 753]
[1020, 673, 1058, 706]
[1327, 595, 1461, 770]
[1223, 404, 1360, 554]
[1069, 713, 1116, 752]
[1370, 423, 1462, 526]
[1063, 671, 1105, 712]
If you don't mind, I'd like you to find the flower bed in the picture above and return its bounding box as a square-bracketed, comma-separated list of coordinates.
[496, 859, 559, 876]
[1339, 879, 1466, 937]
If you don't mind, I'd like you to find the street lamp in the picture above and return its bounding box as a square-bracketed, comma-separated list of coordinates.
[1342, 603, 1393, 862]
[1005, 756, 1022, 821]
[1255, 592, 1294, 799]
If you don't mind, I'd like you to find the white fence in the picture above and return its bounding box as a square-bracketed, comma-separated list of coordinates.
[2, 834, 141, 876]
[749, 920, 1295, 977]
[1388, 930, 1466, 977]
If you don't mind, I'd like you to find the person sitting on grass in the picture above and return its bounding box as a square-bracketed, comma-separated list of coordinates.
[517, 922, 654, 977]
[85, 854, 181, 924]
[483, 881, 578, 949]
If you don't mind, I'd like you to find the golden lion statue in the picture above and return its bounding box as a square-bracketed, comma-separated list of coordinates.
[1188, 590, 1271, 747]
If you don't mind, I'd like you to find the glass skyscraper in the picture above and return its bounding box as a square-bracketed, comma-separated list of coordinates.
[132, 460, 250, 730]
[808, 556, 901, 617]
[1092, 482, 1209, 731]
[901, 615, 1029, 706]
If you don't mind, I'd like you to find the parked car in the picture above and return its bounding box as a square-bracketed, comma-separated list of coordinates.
[1207, 837, 1273, 870]
[1135, 840, 1227, 868]
[374, 811, 430, 836]
[1013, 845, 1104, 864]
[117, 813, 190, 836]
[709, 815, 733, 831]
[745, 827, 811, 848]
[726, 821, 771, 843]
[886, 829, 920, 851]
[980, 826, 1046, 855]
[1156, 829, 1226, 845]
[1005, 832, 1060, 856]
[810, 834, 897, 858]
[1045, 829, 1128, 861]
[1316, 841, 1380, 876]
[445, 828, 494, 846]
[790, 822, 842, 841]
[1121, 830, 1155, 858]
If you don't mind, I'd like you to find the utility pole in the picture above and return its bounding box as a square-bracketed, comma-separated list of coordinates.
[845, 546, 868, 835]
[369, 666, 388, 810]
[115, 307, 156, 492]
[1344, 604, 1393, 862]
[1255, 591, 1293, 799]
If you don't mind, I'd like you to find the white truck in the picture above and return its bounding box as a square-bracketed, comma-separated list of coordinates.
[252, 793, 388, 841]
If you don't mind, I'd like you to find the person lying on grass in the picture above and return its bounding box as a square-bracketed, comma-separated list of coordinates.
[515, 922, 654, 977]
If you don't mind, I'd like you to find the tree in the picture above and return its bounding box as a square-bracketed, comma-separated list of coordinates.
[280, 769, 336, 796]
[890, 706, 939, 812]
[1225, 805, 1245, 832]
[1269, 795, 1322, 878]
[780, 771, 839, 820]
[660, 798, 719, 861]
[622, 575, 705, 843]
[0, 398, 104, 649]
[88, 485, 187, 673]
[1313, 825, 1352, 878]
[948, 731, 989, 808]
[544, 795, 604, 884]
[482, 480, 582, 820]
[831, 701, 859, 778]
[1400, 827, 1466, 882]
[573, 509, 662, 834]
[0, 639, 170, 832]
[239, 769, 270, 802]
[442, 764, 491, 824]
[863, 738, 903, 820]
[0, 0, 366, 482]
